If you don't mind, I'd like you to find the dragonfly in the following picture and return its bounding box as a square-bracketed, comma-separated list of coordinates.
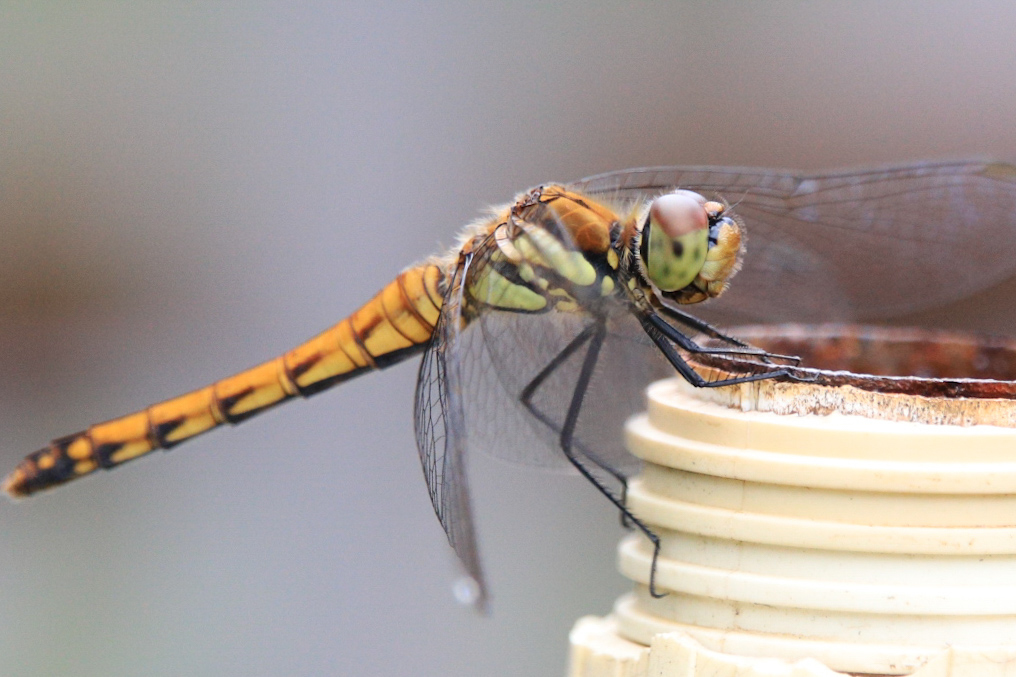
[7, 160, 1016, 608]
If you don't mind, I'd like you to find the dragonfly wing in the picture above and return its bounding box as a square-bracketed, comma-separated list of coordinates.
[458, 239, 670, 476]
[460, 309, 661, 474]
[571, 161, 1016, 322]
[414, 258, 487, 608]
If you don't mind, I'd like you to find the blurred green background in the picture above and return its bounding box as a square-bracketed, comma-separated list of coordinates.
[3, 3, 1016, 676]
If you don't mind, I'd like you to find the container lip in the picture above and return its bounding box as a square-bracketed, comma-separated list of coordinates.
[610, 594, 942, 676]
[693, 323, 1016, 400]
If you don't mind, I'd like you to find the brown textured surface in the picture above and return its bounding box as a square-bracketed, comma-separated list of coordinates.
[687, 324, 1016, 426]
[694, 324, 1016, 398]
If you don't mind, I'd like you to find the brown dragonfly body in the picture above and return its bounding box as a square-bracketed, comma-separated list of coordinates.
[7, 185, 734, 494]
[10, 162, 1016, 606]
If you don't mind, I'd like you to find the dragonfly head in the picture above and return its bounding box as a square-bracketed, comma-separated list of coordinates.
[637, 190, 743, 305]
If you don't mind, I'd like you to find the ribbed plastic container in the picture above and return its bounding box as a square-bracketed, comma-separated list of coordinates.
[568, 325, 1016, 677]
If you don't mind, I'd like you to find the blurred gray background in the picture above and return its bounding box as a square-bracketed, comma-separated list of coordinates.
[3, 3, 1016, 676]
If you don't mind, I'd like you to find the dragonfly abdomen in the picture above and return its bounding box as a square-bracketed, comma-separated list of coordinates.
[4, 263, 446, 497]
[286, 263, 444, 395]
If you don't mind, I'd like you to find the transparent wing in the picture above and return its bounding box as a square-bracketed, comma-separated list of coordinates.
[570, 160, 1016, 322]
[461, 304, 667, 475]
[456, 235, 671, 476]
[413, 258, 487, 608]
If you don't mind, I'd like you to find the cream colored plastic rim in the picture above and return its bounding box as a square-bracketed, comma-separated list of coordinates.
[612, 378, 1016, 675]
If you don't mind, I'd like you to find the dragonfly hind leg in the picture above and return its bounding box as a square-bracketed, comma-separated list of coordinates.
[519, 320, 667, 599]
[519, 324, 629, 522]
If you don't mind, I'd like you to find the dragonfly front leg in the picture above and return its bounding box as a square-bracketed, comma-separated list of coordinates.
[520, 320, 667, 599]
[641, 311, 800, 388]
[653, 306, 802, 365]
[657, 303, 752, 348]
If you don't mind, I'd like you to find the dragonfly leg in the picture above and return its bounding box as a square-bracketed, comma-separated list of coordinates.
[642, 312, 799, 388]
[519, 325, 631, 528]
[521, 320, 667, 598]
[657, 304, 752, 348]
[646, 312, 801, 365]
[654, 307, 801, 365]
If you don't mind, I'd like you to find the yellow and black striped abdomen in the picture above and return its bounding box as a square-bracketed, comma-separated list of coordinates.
[4, 263, 446, 497]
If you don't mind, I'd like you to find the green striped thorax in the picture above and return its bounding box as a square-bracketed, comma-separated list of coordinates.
[637, 189, 743, 304]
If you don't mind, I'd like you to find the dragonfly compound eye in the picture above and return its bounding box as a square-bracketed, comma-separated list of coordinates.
[644, 190, 710, 292]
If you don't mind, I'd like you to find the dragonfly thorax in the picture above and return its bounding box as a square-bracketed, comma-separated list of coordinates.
[634, 190, 743, 306]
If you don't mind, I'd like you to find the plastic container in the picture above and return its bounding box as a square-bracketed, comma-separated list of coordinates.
[568, 325, 1016, 677]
